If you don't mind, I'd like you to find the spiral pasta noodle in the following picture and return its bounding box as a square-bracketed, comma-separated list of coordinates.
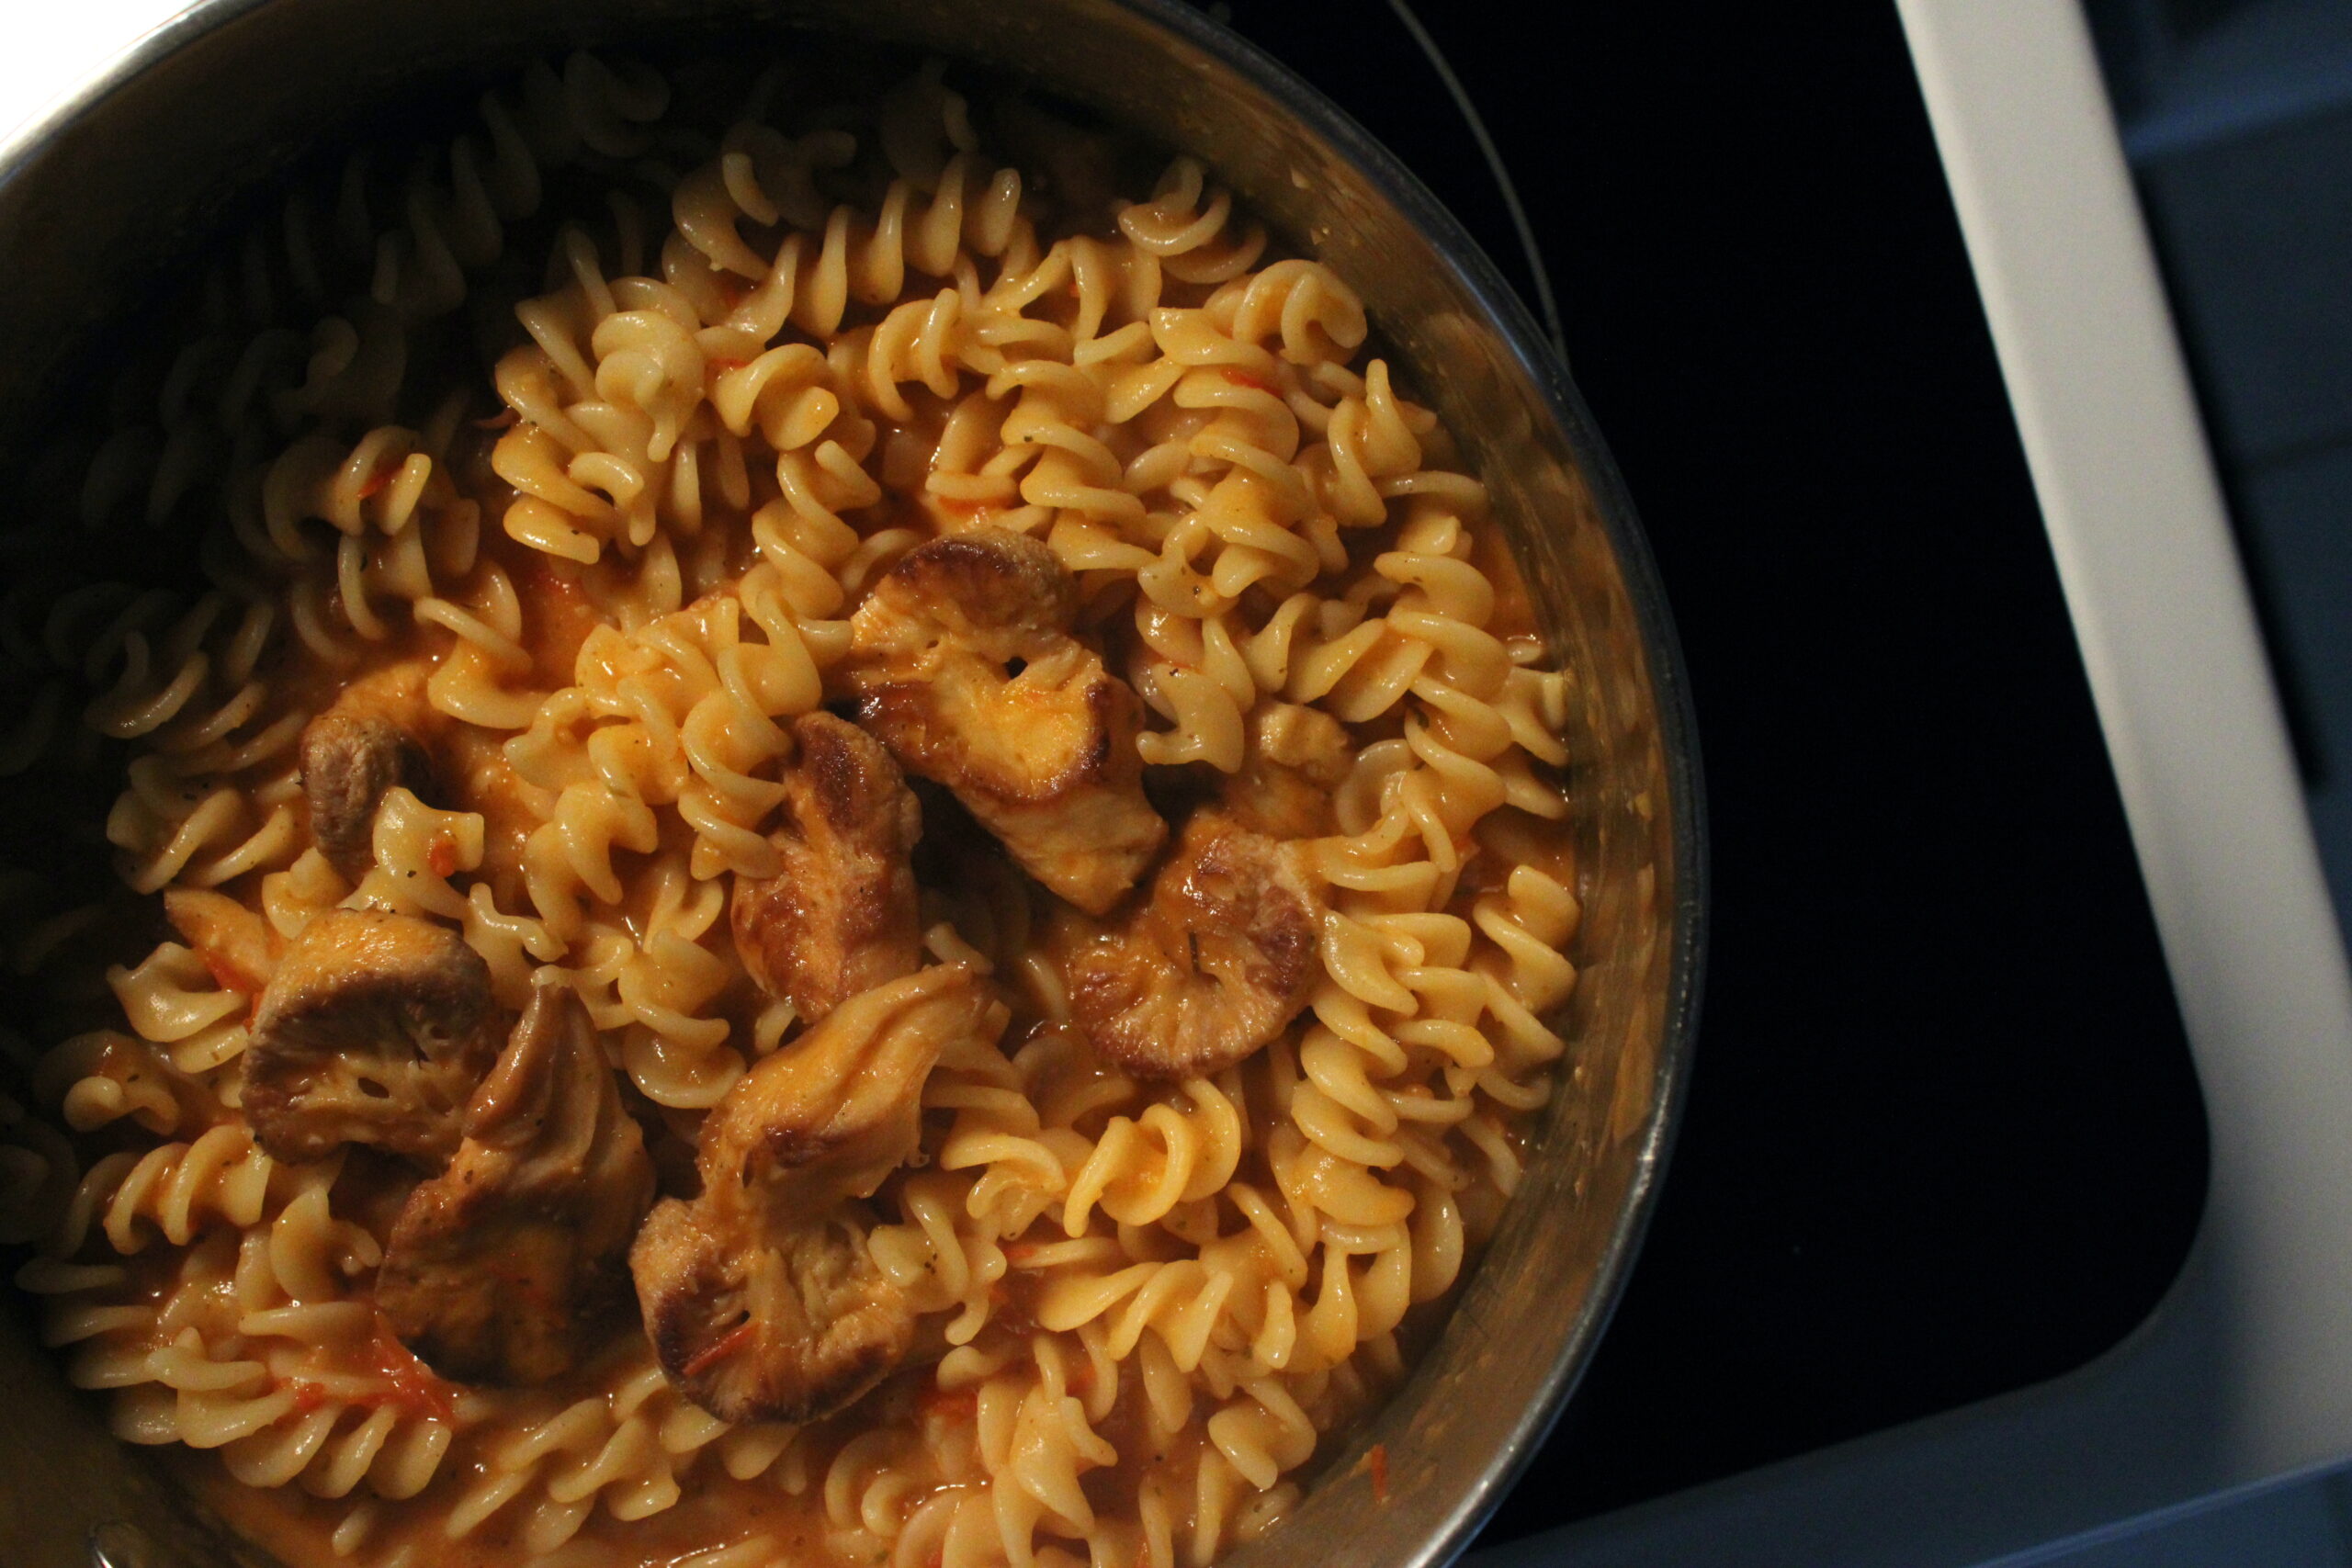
[0, 46, 1595, 1568]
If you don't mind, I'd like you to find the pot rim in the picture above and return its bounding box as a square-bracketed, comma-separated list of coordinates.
[0, 5, 1709, 1563]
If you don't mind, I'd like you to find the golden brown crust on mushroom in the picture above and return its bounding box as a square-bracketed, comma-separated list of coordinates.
[631, 964, 1004, 1424]
[845, 529, 1166, 916]
[243, 909, 504, 1167]
[1050, 812, 1324, 1081]
[870, 526, 1079, 641]
[1217, 703, 1354, 840]
[301, 660, 440, 880]
[631, 1201, 911, 1427]
[730, 714, 924, 1025]
[376, 984, 656, 1384]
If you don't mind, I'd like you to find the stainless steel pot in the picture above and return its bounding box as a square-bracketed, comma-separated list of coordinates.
[0, 4, 1705, 1565]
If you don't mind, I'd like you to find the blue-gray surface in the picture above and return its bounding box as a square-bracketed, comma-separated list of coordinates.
[1999, 1472, 2352, 1567]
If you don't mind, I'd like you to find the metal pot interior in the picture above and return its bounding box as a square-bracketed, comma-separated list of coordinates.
[0, 4, 1702, 1564]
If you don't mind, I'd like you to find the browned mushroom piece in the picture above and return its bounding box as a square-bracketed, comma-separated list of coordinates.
[243, 908, 505, 1167]
[632, 964, 1004, 1425]
[730, 713, 924, 1025]
[843, 528, 1166, 916]
[376, 982, 656, 1385]
[1048, 810, 1325, 1081]
[1216, 702, 1354, 840]
[301, 660, 440, 880]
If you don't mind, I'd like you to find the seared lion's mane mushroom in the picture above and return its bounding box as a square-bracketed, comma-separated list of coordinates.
[243, 908, 505, 1168]
[731, 712, 926, 1026]
[632, 964, 1002, 1424]
[377, 981, 656, 1385]
[844, 528, 1166, 916]
[300, 659, 441, 881]
[1048, 811, 1325, 1082]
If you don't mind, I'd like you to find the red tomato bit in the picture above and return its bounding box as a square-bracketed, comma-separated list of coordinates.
[1369, 1442, 1390, 1505]
[918, 1383, 979, 1424]
[359, 1325, 458, 1422]
[681, 1319, 760, 1379]
[197, 950, 264, 1000]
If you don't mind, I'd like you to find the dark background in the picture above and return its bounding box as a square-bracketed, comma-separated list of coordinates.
[1182, 0, 2214, 1538]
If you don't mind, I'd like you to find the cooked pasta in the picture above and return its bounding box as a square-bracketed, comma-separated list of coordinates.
[0, 46, 1587, 1568]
